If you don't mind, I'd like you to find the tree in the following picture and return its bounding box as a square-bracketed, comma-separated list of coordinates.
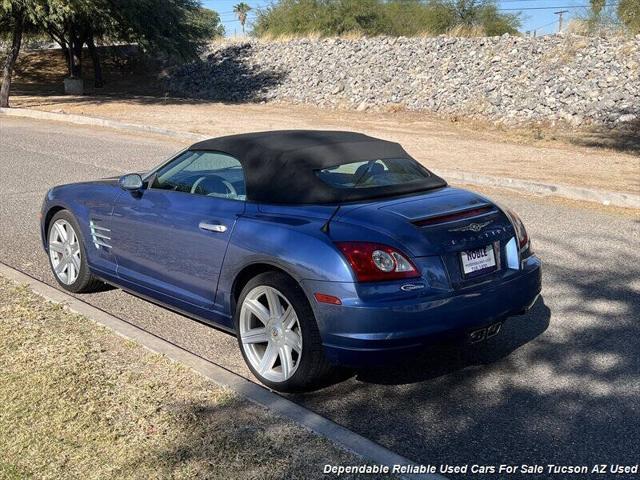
[35, 1, 102, 81]
[105, 1, 223, 60]
[0, 0, 37, 107]
[426, 0, 520, 36]
[577, 0, 618, 34]
[1, 0, 223, 107]
[252, 0, 519, 38]
[233, 2, 251, 35]
[384, 0, 442, 36]
[590, 0, 606, 16]
[618, 0, 640, 33]
[33, 0, 223, 86]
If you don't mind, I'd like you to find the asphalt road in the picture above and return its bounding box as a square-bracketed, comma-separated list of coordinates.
[1, 117, 639, 479]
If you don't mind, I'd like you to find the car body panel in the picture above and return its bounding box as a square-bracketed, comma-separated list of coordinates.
[302, 255, 541, 365]
[110, 188, 244, 310]
[332, 187, 508, 257]
[41, 180, 120, 275]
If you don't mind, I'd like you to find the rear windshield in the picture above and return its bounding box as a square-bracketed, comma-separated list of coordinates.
[315, 158, 432, 189]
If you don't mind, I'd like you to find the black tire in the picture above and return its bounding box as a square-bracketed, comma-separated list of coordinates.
[235, 271, 333, 392]
[47, 210, 104, 293]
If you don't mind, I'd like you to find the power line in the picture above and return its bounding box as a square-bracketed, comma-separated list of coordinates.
[214, 2, 616, 15]
[498, 3, 617, 9]
[214, 3, 271, 16]
[218, 11, 259, 19]
[532, 18, 560, 31]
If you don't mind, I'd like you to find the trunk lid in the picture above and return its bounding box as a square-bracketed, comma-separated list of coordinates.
[335, 187, 515, 258]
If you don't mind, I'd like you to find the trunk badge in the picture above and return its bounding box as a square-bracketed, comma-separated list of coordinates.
[401, 283, 425, 292]
[449, 220, 493, 232]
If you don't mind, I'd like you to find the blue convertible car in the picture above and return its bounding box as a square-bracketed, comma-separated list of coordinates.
[41, 130, 541, 391]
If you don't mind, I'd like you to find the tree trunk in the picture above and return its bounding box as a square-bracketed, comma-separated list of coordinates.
[0, 8, 25, 108]
[68, 24, 83, 79]
[46, 28, 72, 77]
[86, 36, 104, 88]
[61, 42, 71, 77]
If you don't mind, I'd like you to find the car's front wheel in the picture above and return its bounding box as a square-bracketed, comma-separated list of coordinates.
[235, 272, 332, 392]
[47, 210, 103, 293]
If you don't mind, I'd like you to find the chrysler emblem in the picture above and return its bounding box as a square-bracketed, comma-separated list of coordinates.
[449, 220, 493, 232]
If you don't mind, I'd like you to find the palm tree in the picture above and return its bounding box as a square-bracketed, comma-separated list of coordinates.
[233, 2, 252, 35]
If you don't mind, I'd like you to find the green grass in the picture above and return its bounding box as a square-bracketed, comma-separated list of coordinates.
[0, 277, 362, 480]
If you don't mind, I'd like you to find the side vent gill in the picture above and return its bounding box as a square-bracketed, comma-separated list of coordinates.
[90, 219, 112, 250]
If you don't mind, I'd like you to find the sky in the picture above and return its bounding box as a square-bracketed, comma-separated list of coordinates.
[202, 0, 604, 38]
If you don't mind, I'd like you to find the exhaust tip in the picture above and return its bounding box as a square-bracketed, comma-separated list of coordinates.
[469, 328, 487, 343]
[469, 322, 503, 343]
[487, 322, 502, 338]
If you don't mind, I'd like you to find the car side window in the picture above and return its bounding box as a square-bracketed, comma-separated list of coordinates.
[151, 151, 246, 200]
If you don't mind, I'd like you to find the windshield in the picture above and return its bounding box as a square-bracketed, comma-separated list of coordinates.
[315, 158, 432, 190]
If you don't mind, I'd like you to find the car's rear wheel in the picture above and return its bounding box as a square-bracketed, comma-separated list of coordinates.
[235, 272, 332, 392]
[47, 210, 103, 293]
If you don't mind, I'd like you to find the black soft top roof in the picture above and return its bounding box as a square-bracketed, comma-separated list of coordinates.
[190, 130, 447, 204]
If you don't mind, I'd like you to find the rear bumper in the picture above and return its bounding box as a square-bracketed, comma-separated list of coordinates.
[303, 255, 541, 367]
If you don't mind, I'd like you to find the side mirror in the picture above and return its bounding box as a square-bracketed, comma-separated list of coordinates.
[118, 173, 143, 191]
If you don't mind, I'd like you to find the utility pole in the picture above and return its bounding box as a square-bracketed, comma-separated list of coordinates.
[554, 10, 569, 33]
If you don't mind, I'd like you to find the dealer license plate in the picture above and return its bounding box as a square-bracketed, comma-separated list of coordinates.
[460, 245, 496, 276]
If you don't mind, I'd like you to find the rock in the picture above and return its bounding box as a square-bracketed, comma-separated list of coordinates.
[165, 34, 639, 128]
[356, 101, 369, 112]
[618, 113, 637, 123]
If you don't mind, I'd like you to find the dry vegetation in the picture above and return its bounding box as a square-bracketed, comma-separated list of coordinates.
[0, 276, 363, 480]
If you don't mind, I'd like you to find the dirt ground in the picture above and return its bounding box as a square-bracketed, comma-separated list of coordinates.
[11, 95, 638, 195]
[6, 48, 639, 195]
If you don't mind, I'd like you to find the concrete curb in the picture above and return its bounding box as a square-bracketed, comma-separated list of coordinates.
[0, 106, 208, 141]
[0, 262, 447, 480]
[3, 106, 637, 209]
[434, 169, 640, 209]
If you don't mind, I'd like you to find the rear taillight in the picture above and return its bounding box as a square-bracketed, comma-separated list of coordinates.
[503, 207, 530, 250]
[336, 242, 420, 282]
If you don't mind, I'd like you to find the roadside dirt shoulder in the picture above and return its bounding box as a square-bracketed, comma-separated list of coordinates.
[12, 94, 640, 195]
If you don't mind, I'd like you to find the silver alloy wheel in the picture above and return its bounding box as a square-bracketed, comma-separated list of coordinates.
[48, 219, 81, 285]
[239, 285, 303, 383]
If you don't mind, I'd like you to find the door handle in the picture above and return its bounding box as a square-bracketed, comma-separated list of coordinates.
[199, 221, 227, 233]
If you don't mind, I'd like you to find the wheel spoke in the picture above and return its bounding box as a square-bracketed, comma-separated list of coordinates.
[54, 258, 67, 274]
[241, 327, 268, 344]
[49, 242, 65, 254]
[284, 330, 302, 353]
[54, 222, 67, 242]
[265, 288, 283, 318]
[244, 299, 270, 325]
[258, 341, 278, 374]
[67, 262, 76, 282]
[279, 345, 293, 379]
[280, 306, 296, 330]
[240, 285, 303, 383]
[70, 253, 81, 272]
